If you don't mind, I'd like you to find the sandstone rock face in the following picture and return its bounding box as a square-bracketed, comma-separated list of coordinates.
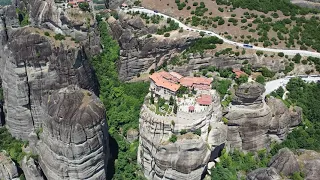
[138, 91, 226, 179]
[225, 82, 271, 151]
[296, 150, 320, 180]
[246, 167, 281, 180]
[0, 0, 99, 140]
[224, 82, 302, 151]
[21, 156, 45, 180]
[268, 148, 300, 176]
[267, 98, 302, 139]
[109, 14, 287, 81]
[247, 148, 320, 180]
[0, 152, 19, 180]
[108, 15, 196, 81]
[232, 83, 265, 106]
[36, 86, 108, 180]
[0, 1, 108, 179]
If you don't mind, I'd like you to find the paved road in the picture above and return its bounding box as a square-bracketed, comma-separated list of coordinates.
[263, 75, 320, 97]
[122, 7, 320, 58]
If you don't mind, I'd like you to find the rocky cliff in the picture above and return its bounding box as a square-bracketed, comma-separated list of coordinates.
[291, 0, 320, 9]
[224, 82, 302, 151]
[0, 152, 19, 180]
[108, 14, 287, 81]
[108, 14, 194, 81]
[138, 91, 227, 179]
[0, 0, 108, 179]
[35, 86, 108, 180]
[247, 148, 320, 180]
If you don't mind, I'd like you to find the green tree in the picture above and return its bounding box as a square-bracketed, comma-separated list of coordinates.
[256, 75, 265, 84]
[169, 134, 177, 142]
[278, 52, 285, 57]
[79, 2, 90, 12]
[236, 74, 248, 84]
[173, 103, 178, 114]
[169, 96, 174, 105]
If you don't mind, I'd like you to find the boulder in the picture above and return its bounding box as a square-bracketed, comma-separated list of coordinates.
[267, 98, 302, 139]
[246, 167, 281, 180]
[296, 149, 320, 180]
[126, 128, 139, 143]
[232, 82, 265, 106]
[268, 148, 300, 176]
[225, 82, 271, 151]
[0, 152, 19, 180]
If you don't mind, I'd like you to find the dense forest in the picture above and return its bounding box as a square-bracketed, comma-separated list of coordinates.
[211, 78, 320, 179]
[91, 17, 149, 179]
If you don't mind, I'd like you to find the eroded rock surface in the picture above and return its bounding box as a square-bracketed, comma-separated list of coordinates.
[109, 14, 288, 81]
[108, 15, 194, 81]
[224, 82, 302, 151]
[138, 91, 226, 179]
[0, 152, 19, 180]
[36, 86, 108, 180]
[247, 148, 320, 180]
[0, 1, 108, 179]
[268, 148, 300, 176]
[21, 156, 45, 180]
[246, 167, 281, 180]
[0, 0, 100, 140]
[267, 98, 302, 139]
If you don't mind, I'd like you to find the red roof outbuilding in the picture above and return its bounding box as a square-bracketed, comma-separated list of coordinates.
[232, 69, 247, 78]
[196, 94, 212, 105]
[189, 106, 195, 111]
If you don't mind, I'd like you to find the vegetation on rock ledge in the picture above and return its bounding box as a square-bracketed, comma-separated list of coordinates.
[91, 17, 148, 179]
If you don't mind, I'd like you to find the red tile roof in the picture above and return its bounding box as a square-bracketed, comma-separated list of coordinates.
[189, 106, 195, 111]
[196, 94, 212, 105]
[149, 72, 181, 92]
[169, 72, 183, 80]
[232, 69, 247, 78]
[179, 77, 212, 88]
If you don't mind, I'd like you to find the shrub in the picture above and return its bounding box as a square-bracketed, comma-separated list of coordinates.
[146, 34, 152, 38]
[164, 33, 170, 37]
[79, 2, 90, 12]
[149, 69, 155, 74]
[44, 32, 50, 36]
[218, 19, 225, 25]
[235, 74, 248, 85]
[180, 129, 187, 135]
[194, 129, 201, 136]
[261, 67, 275, 78]
[168, 118, 174, 127]
[54, 33, 65, 40]
[193, 2, 198, 6]
[256, 75, 266, 85]
[169, 134, 177, 143]
[222, 117, 228, 124]
[292, 53, 302, 63]
[218, 7, 224, 12]
[278, 52, 285, 57]
[256, 51, 263, 56]
[187, 6, 191, 10]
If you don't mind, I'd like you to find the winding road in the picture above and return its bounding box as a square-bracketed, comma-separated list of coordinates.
[122, 7, 320, 58]
[263, 75, 320, 97]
